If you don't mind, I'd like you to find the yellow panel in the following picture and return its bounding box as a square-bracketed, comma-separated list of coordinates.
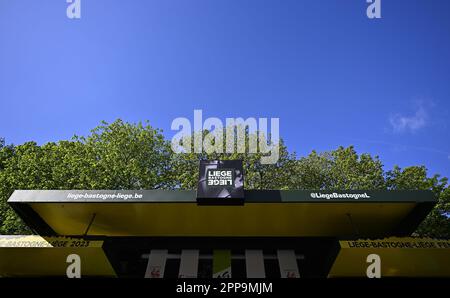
[0, 236, 116, 277]
[30, 202, 415, 237]
[328, 238, 450, 277]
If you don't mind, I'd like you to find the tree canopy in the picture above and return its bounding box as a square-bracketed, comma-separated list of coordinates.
[0, 120, 449, 237]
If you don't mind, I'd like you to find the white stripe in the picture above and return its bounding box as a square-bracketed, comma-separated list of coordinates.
[145, 249, 167, 278]
[178, 250, 199, 278]
[245, 250, 266, 278]
[277, 250, 300, 278]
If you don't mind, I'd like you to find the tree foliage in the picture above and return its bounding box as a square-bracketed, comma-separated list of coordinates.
[0, 120, 449, 237]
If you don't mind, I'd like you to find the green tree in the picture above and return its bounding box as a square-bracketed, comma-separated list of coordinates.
[0, 120, 174, 234]
[386, 165, 449, 237]
[282, 146, 386, 190]
[0, 121, 449, 238]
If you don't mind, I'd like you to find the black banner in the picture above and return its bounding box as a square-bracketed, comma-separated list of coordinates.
[196, 160, 244, 205]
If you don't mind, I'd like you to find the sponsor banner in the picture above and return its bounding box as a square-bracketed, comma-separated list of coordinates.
[212, 250, 232, 278]
[277, 250, 300, 278]
[341, 238, 450, 249]
[145, 249, 167, 278]
[0, 236, 102, 248]
[8, 189, 435, 203]
[329, 237, 450, 277]
[245, 250, 266, 278]
[310, 192, 370, 200]
[0, 236, 116, 277]
[196, 160, 244, 205]
[178, 250, 199, 278]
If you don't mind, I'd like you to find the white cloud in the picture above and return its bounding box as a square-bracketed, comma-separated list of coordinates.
[389, 105, 427, 133]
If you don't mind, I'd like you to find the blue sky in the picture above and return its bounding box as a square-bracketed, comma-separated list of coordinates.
[0, 0, 449, 179]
